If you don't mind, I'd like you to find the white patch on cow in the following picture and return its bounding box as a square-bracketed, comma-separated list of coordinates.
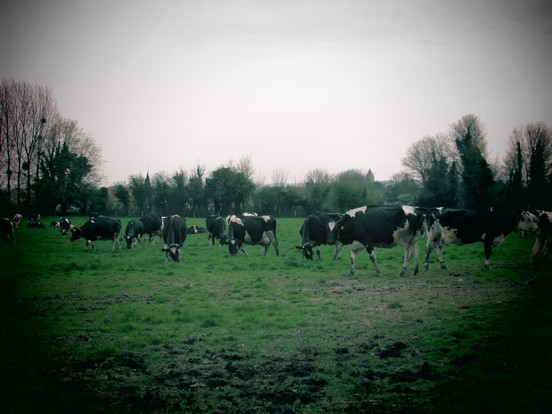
[262, 215, 271, 222]
[328, 222, 336, 231]
[230, 216, 243, 226]
[441, 226, 462, 245]
[402, 205, 416, 216]
[346, 206, 367, 217]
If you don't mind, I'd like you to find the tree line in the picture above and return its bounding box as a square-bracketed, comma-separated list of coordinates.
[399, 114, 552, 210]
[2, 79, 551, 218]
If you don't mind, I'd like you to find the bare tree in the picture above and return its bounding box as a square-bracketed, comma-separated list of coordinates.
[401, 133, 453, 184]
[272, 167, 290, 186]
[234, 155, 255, 181]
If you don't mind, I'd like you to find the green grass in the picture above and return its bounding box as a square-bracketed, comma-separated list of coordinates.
[1, 217, 551, 413]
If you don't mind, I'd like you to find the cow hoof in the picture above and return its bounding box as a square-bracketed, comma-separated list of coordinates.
[440, 263, 448, 270]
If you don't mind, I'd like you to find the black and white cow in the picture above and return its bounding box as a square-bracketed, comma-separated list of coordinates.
[296, 212, 343, 260]
[50, 220, 60, 228]
[0, 218, 15, 244]
[161, 215, 187, 262]
[206, 215, 228, 246]
[530, 211, 552, 267]
[125, 219, 145, 249]
[26, 213, 43, 227]
[227, 215, 279, 256]
[59, 217, 71, 235]
[70, 216, 122, 252]
[13, 213, 23, 228]
[328, 205, 428, 276]
[424, 208, 539, 270]
[187, 225, 208, 235]
[28, 213, 41, 223]
[139, 213, 163, 244]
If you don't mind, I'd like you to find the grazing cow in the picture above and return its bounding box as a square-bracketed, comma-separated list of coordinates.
[296, 212, 343, 260]
[59, 217, 71, 235]
[530, 211, 552, 267]
[227, 215, 279, 256]
[139, 213, 163, 243]
[187, 225, 208, 235]
[328, 205, 428, 276]
[125, 219, 145, 249]
[28, 213, 41, 223]
[13, 213, 23, 228]
[50, 220, 60, 228]
[70, 216, 122, 252]
[206, 215, 228, 246]
[161, 215, 187, 262]
[0, 218, 15, 244]
[26, 213, 43, 227]
[424, 208, 539, 270]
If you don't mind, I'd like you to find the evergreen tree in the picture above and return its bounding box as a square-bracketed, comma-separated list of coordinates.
[455, 126, 495, 208]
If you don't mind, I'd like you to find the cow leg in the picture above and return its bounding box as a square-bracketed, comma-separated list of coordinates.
[362, 245, 380, 276]
[483, 240, 493, 270]
[402, 241, 420, 276]
[412, 240, 420, 275]
[424, 239, 433, 270]
[333, 242, 342, 260]
[530, 237, 542, 267]
[240, 247, 249, 257]
[316, 246, 322, 261]
[348, 244, 360, 276]
[271, 232, 280, 256]
[113, 235, 121, 251]
[437, 247, 447, 269]
[426, 240, 447, 270]
[400, 245, 409, 277]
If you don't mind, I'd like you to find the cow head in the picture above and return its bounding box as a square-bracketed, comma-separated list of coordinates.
[328, 215, 353, 246]
[518, 211, 539, 234]
[296, 243, 314, 260]
[162, 244, 181, 262]
[60, 218, 71, 235]
[126, 235, 138, 249]
[228, 239, 241, 256]
[70, 227, 82, 242]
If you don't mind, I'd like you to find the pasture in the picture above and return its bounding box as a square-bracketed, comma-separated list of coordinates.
[1, 216, 551, 413]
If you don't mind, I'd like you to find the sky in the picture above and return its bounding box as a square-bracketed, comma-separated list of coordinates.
[2, 0, 551, 185]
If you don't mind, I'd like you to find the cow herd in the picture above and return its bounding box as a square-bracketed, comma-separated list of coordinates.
[2, 206, 551, 274]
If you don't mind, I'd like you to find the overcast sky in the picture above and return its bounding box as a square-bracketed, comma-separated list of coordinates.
[2, 0, 551, 185]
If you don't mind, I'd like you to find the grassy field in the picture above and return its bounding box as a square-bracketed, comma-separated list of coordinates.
[1, 216, 551, 413]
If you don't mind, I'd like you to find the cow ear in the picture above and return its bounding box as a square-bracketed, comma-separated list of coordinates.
[295, 246, 303, 250]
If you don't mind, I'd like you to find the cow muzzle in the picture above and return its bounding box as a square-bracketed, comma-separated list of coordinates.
[162, 243, 181, 262]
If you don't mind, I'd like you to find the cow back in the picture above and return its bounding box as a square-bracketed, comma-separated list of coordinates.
[140, 213, 162, 234]
[73, 216, 121, 241]
[163, 215, 187, 247]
